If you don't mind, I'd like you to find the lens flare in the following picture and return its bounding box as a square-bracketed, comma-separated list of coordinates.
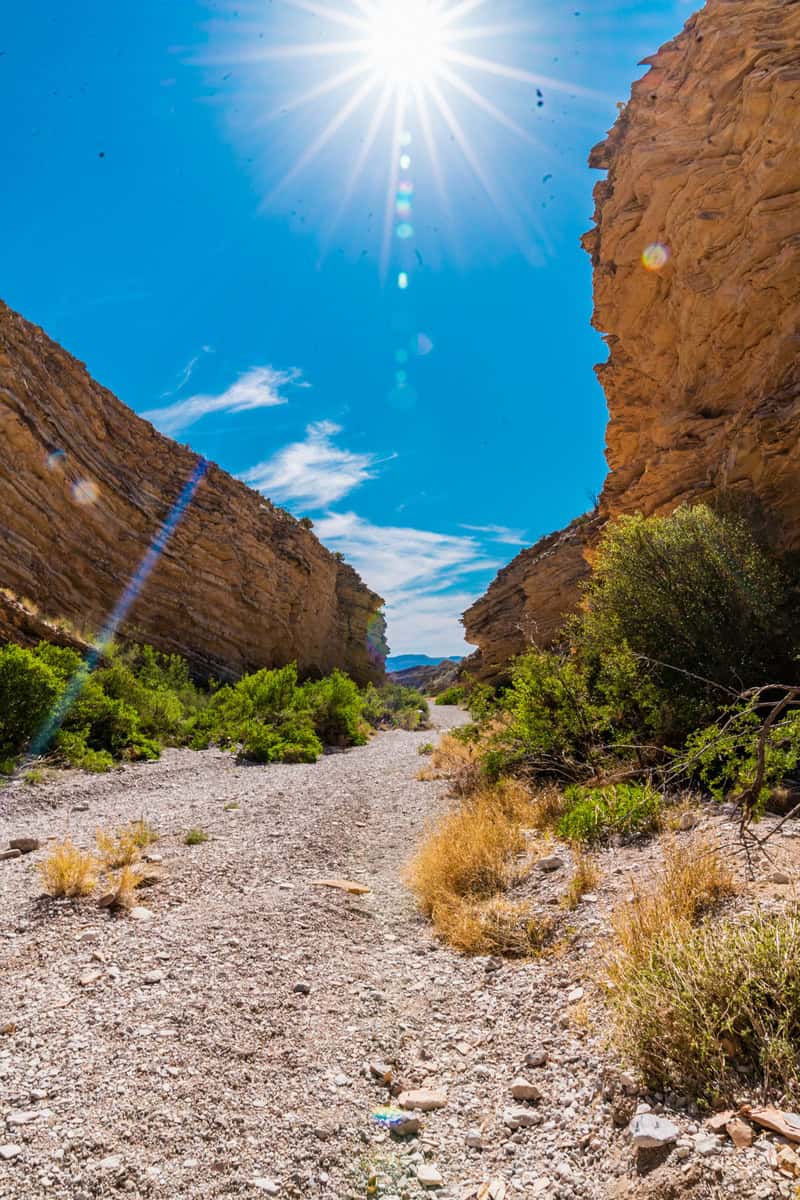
[72, 479, 99, 506]
[397, 272, 409, 290]
[642, 242, 670, 271]
[46, 449, 66, 472]
[396, 223, 414, 239]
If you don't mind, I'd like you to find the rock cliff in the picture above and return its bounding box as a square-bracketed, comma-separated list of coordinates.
[0, 301, 385, 684]
[464, 0, 800, 678]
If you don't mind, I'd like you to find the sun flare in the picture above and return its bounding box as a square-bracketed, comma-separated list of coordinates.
[363, 0, 447, 87]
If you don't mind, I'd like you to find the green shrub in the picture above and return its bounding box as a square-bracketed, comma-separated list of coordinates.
[239, 714, 322, 763]
[436, 686, 465, 706]
[557, 781, 662, 844]
[686, 706, 800, 809]
[466, 682, 498, 721]
[362, 683, 430, 731]
[612, 910, 800, 1103]
[0, 644, 61, 758]
[54, 731, 114, 772]
[185, 828, 209, 845]
[302, 670, 366, 747]
[576, 505, 792, 715]
[503, 649, 602, 768]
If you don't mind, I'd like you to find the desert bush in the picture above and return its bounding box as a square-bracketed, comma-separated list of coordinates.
[557, 781, 662, 845]
[418, 742, 434, 756]
[576, 505, 793, 718]
[612, 910, 800, 1103]
[686, 705, 800, 810]
[435, 685, 465, 706]
[363, 682, 430, 731]
[39, 839, 99, 897]
[0, 643, 60, 758]
[240, 714, 322, 763]
[185, 828, 209, 845]
[53, 731, 115, 772]
[102, 863, 145, 910]
[302, 670, 367, 747]
[95, 820, 155, 868]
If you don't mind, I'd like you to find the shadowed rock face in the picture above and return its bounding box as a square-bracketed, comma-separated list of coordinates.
[464, 0, 800, 678]
[0, 301, 385, 684]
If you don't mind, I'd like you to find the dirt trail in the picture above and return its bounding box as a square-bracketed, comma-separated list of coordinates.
[0, 708, 788, 1199]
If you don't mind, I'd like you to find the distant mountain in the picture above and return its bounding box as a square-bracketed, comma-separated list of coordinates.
[386, 654, 463, 672]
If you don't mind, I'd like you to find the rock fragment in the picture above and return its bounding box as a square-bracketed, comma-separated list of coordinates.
[509, 1077, 541, 1102]
[397, 1088, 447, 1111]
[628, 1114, 679, 1149]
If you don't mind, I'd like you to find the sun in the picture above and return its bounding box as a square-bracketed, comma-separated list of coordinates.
[362, 0, 447, 87]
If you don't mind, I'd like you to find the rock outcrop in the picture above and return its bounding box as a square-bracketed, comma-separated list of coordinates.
[0, 301, 385, 684]
[464, 0, 800, 678]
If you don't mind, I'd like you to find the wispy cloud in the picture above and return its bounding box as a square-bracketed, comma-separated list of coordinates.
[159, 346, 215, 400]
[461, 522, 528, 546]
[143, 365, 303, 435]
[241, 421, 388, 509]
[314, 511, 501, 655]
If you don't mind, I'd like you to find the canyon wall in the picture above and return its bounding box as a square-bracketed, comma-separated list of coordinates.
[464, 0, 800, 678]
[0, 301, 385, 684]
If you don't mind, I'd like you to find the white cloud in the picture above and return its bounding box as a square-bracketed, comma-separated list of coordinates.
[314, 511, 501, 656]
[240, 421, 385, 509]
[461, 522, 528, 546]
[143, 365, 302, 435]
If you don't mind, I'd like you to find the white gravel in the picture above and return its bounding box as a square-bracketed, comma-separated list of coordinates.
[0, 706, 788, 1199]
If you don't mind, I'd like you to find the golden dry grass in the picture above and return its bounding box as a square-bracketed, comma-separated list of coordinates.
[102, 863, 145, 911]
[609, 833, 737, 978]
[528, 785, 570, 831]
[39, 839, 99, 898]
[433, 896, 553, 957]
[95, 819, 156, 868]
[562, 851, 600, 910]
[405, 779, 548, 954]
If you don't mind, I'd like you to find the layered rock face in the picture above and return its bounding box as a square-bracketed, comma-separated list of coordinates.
[0, 301, 385, 684]
[465, 0, 800, 677]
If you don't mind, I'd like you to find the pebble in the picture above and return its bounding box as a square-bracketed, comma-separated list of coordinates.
[397, 1088, 447, 1111]
[0, 1145, 21, 1160]
[694, 1134, 722, 1156]
[525, 1050, 548, 1068]
[465, 1128, 485, 1149]
[510, 1077, 541, 1102]
[417, 1164, 443, 1188]
[99, 1155, 123, 1170]
[253, 1180, 280, 1195]
[144, 970, 164, 984]
[537, 855, 565, 873]
[628, 1114, 680, 1148]
[129, 906, 153, 922]
[293, 982, 311, 995]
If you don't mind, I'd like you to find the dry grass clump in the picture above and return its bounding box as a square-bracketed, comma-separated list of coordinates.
[610, 834, 736, 974]
[434, 896, 553, 957]
[406, 780, 547, 954]
[562, 851, 600, 910]
[528, 785, 570, 831]
[96, 819, 157, 868]
[39, 839, 99, 898]
[101, 863, 145, 911]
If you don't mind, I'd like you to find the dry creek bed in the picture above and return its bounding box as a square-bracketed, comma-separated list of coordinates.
[0, 703, 798, 1199]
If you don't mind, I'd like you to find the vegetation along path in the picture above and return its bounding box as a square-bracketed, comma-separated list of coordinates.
[0, 704, 791, 1200]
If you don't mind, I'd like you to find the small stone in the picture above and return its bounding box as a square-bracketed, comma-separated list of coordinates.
[398, 1088, 447, 1111]
[129, 906, 153, 921]
[525, 1050, 548, 1068]
[706, 1110, 735, 1134]
[71, 803, 90, 812]
[253, 1180, 280, 1195]
[504, 1106, 540, 1129]
[465, 1128, 485, 1149]
[628, 1114, 680, 1149]
[144, 970, 164, 985]
[566, 987, 584, 1004]
[678, 811, 697, 831]
[726, 1117, 754, 1149]
[0, 849, 22, 862]
[390, 1114, 421, 1136]
[79, 969, 104, 987]
[9, 838, 40, 854]
[369, 1061, 393, 1083]
[693, 1134, 721, 1156]
[537, 855, 565, 873]
[768, 871, 791, 885]
[674, 1145, 691, 1161]
[0, 1145, 22, 1160]
[510, 1077, 541, 1102]
[293, 982, 311, 995]
[99, 1155, 123, 1170]
[777, 1145, 800, 1177]
[417, 1164, 443, 1188]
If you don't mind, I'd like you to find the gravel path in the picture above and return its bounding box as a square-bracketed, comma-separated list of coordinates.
[0, 707, 789, 1199]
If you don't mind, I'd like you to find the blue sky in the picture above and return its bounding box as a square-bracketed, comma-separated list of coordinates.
[1, 0, 690, 656]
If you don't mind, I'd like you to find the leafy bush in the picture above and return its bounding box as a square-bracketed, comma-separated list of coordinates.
[302, 670, 367, 747]
[240, 714, 322, 763]
[557, 781, 663, 844]
[435, 685, 465, 706]
[185, 828, 209, 845]
[362, 683, 430, 731]
[576, 505, 792, 714]
[686, 706, 800, 809]
[0, 643, 60, 757]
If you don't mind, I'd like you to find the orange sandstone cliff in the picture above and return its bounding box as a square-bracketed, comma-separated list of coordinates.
[0, 301, 385, 684]
[464, 0, 800, 677]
